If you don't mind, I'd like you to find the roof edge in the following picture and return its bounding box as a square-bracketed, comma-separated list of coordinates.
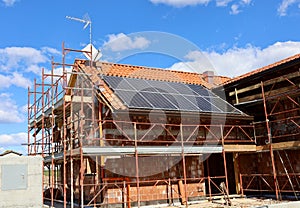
[221, 53, 300, 86]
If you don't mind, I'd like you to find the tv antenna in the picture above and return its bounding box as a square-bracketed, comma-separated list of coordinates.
[66, 14, 92, 44]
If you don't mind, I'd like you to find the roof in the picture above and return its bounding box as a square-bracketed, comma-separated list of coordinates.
[75, 60, 230, 88]
[221, 53, 300, 86]
[74, 60, 244, 116]
[0, 150, 22, 157]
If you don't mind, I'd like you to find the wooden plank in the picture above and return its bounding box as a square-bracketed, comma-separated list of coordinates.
[232, 85, 300, 105]
[64, 95, 92, 103]
[229, 83, 261, 96]
[223, 144, 256, 152]
[233, 153, 241, 194]
[257, 141, 300, 152]
[228, 71, 300, 97]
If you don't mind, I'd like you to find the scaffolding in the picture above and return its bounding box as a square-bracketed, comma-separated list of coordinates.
[28, 44, 257, 207]
[225, 63, 300, 200]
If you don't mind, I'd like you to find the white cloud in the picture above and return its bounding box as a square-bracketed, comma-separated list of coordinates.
[150, 0, 210, 7]
[150, 0, 252, 14]
[241, 0, 251, 5]
[0, 46, 59, 73]
[0, 93, 24, 123]
[0, 47, 48, 75]
[20, 104, 28, 114]
[278, 0, 298, 16]
[0, 74, 12, 88]
[11, 72, 32, 88]
[216, 0, 232, 7]
[0, 47, 48, 70]
[230, 4, 241, 14]
[26, 64, 41, 74]
[2, 0, 17, 7]
[41, 47, 61, 55]
[0, 132, 27, 146]
[168, 41, 300, 78]
[0, 46, 59, 89]
[0, 73, 32, 89]
[44, 66, 72, 83]
[104, 33, 151, 52]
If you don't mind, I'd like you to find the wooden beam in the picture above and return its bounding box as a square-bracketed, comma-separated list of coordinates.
[257, 141, 300, 152]
[223, 144, 256, 152]
[65, 95, 92, 103]
[228, 71, 300, 97]
[233, 153, 241, 194]
[229, 83, 261, 96]
[232, 85, 300, 105]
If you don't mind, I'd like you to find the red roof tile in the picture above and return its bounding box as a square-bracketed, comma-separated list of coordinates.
[96, 61, 229, 87]
[73, 60, 231, 111]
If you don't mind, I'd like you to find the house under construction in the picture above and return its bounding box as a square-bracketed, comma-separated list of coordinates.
[27, 45, 300, 207]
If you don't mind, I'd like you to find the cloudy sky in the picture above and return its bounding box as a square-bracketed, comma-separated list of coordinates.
[1, 0, 300, 154]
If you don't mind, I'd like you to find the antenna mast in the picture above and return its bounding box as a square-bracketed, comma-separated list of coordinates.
[66, 14, 92, 44]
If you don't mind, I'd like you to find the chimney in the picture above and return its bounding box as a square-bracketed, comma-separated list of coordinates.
[203, 71, 214, 84]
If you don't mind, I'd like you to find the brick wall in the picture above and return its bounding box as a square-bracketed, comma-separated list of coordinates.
[239, 150, 300, 192]
[103, 155, 205, 204]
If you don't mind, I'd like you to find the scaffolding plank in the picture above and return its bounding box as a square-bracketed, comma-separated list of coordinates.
[65, 95, 92, 103]
[75, 146, 223, 156]
[223, 144, 257, 152]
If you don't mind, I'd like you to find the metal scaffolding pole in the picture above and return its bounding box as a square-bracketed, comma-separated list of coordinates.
[134, 122, 141, 208]
[80, 81, 85, 208]
[261, 81, 279, 200]
[70, 93, 74, 208]
[180, 124, 188, 207]
[62, 42, 67, 208]
[50, 59, 55, 208]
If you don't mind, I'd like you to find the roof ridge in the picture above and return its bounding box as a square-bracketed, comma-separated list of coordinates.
[100, 61, 207, 76]
[75, 59, 230, 87]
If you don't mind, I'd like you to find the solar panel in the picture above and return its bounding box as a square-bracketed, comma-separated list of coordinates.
[163, 94, 199, 111]
[115, 90, 153, 108]
[187, 84, 216, 97]
[182, 95, 218, 112]
[124, 77, 153, 91]
[141, 87, 160, 93]
[146, 80, 179, 94]
[102, 76, 123, 89]
[102, 76, 136, 90]
[167, 82, 196, 96]
[204, 97, 239, 113]
[102, 75, 242, 114]
[140, 92, 177, 110]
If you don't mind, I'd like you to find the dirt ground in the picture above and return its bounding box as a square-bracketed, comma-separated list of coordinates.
[165, 197, 282, 208]
[44, 197, 297, 208]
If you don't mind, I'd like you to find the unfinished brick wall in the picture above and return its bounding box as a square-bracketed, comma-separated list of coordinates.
[103, 155, 205, 204]
[104, 155, 204, 180]
[65, 155, 206, 205]
[104, 181, 205, 204]
[239, 150, 300, 192]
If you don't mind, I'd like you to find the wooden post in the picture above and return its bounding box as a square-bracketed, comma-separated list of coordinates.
[233, 153, 241, 194]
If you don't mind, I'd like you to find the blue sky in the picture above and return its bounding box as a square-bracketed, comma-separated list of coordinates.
[1, 0, 300, 154]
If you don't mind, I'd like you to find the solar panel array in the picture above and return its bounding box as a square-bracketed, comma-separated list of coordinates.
[102, 75, 241, 114]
